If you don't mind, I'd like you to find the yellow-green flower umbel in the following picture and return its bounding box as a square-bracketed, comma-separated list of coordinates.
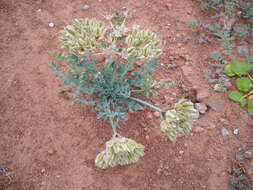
[59, 18, 107, 54]
[95, 137, 145, 169]
[160, 99, 199, 141]
[126, 29, 161, 60]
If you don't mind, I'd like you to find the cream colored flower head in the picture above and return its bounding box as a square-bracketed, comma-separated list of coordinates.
[160, 99, 199, 141]
[59, 18, 107, 54]
[126, 29, 162, 60]
[95, 137, 145, 169]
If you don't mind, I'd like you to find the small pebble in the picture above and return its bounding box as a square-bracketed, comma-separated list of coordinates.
[167, 63, 178, 68]
[145, 135, 150, 141]
[82, 4, 90, 10]
[146, 112, 153, 120]
[237, 44, 249, 57]
[243, 151, 253, 159]
[153, 111, 160, 117]
[195, 103, 207, 114]
[179, 150, 184, 155]
[248, 168, 253, 175]
[194, 126, 204, 133]
[221, 127, 229, 136]
[156, 168, 162, 175]
[196, 89, 210, 101]
[48, 22, 55, 28]
[233, 129, 239, 135]
[207, 100, 225, 112]
[207, 123, 216, 129]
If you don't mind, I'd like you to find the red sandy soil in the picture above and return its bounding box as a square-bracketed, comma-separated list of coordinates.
[0, 0, 253, 190]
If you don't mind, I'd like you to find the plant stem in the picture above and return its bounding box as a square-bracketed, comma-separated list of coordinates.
[109, 117, 117, 134]
[248, 74, 253, 82]
[128, 96, 166, 113]
[242, 90, 253, 99]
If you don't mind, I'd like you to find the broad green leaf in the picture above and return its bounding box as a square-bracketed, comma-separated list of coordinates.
[231, 61, 253, 76]
[248, 98, 253, 116]
[236, 77, 253, 92]
[228, 91, 247, 107]
[225, 64, 235, 77]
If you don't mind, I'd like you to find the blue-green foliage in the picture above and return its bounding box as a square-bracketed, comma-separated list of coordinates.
[51, 52, 157, 129]
[191, 1, 253, 54]
[200, 0, 253, 20]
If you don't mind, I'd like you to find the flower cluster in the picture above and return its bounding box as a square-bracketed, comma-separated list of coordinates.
[160, 99, 199, 142]
[95, 137, 145, 169]
[126, 29, 161, 60]
[59, 19, 107, 54]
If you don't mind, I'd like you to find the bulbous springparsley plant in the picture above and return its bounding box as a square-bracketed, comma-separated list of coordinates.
[51, 10, 199, 168]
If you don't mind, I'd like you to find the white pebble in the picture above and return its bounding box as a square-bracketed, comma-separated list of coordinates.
[233, 129, 239, 135]
[48, 22, 55, 28]
[82, 4, 90, 10]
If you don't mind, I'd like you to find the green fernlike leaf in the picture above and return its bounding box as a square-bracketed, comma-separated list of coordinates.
[248, 99, 253, 116]
[236, 77, 253, 92]
[228, 91, 247, 107]
[231, 61, 253, 77]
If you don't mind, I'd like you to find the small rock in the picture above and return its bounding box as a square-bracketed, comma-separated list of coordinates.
[219, 118, 229, 125]
[48, 148, 54, 155]
[195, 103, 207, 114]
[248, 167, 253, 175]
[207, 123, 216, 129]
[233, 129, 239, 135]
[243, 151, 253, 159]
[182, 35, 191, 42]
[184, 55, 190, 61]
[167, 63, 178, 68]
[207, 100, 225, 112]
[153, 111, 160, 118]
[179, 150, 184, 155]
[237, 45, 248, 57]
[82, 4, 90, 10]
[221, 127, 229, 136]
[48, 22, 55, 28]
[168, 56, 175, 61]
[145, 135, 150, 141]
[156, 168, 162, 175]
[196, 89, 210, 101]
[146, 112, 153, 120]
[194, 126, 204, 133]
[41, 168, 46, 173]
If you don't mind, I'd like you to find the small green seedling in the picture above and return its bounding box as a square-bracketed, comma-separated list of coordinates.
[225, 60, 253, 116]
